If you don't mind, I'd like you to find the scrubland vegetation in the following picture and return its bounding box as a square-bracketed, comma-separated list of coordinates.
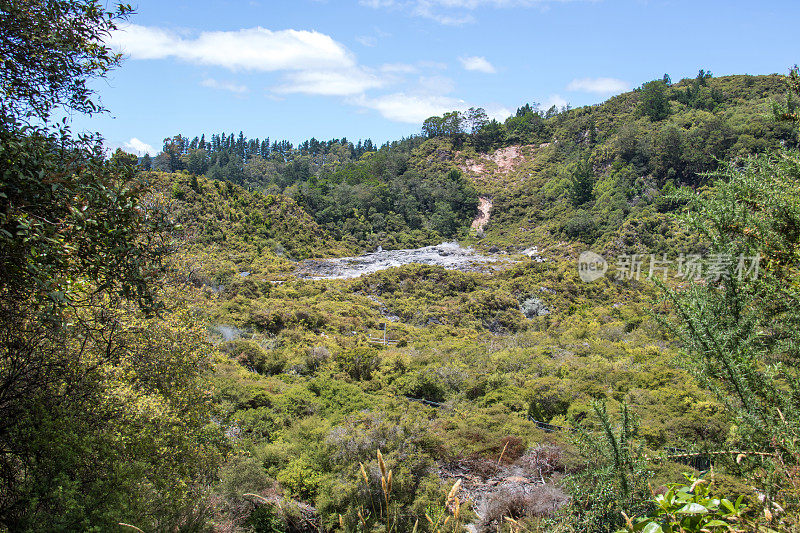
[3, 1, 800, 531]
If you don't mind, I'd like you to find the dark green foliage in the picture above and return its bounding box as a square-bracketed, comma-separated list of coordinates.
[474, 118, 506, 150]
[462, 74, 795, 254]
[246, 504, 287, 533]
[422, 110, 464, 139]
[150, 172, 335, 261]
[0, 0, 132, 123]
[223, 339, 287, 375]
[618, 473, 750, 533]
[0, 128, 169, 315]
[294, 164, 478, 248]
[565, 402, 653, 533]
[505, 104, 549, 144]
[0, 3, 223, 529]
[639, 79, 671, 121]
[156, 131, 477, 249]
[674, 70, 724, 111]
[569, 158, 596, 206]
[774, 65, 800, 133]
[335, 346, 380, 381]
[658, 151, 800, 514]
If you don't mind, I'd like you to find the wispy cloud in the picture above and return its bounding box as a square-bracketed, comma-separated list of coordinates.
[566, 77, 629, 93]
[360, 0, 396, 7]
[112, 24, 381, 99]
[459, 56, 496, 74]
[111, 22, 509, 126]
[356, 35, 378, 47]
[201, 78, 249, 94]
[485, 104, 513, 121]
[274, 69, 384, 96]
[542, 94, 568, 110]
[417, 75, 456, 94]
[360, 0, 591, 25]
[380, 63, 419, 74]
[124, 138, 155, 155]
[351, 93, 468, 123]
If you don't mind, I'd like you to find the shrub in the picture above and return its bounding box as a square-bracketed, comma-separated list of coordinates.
[334, 346, 380, 381]
[564, 402, 653, 533]
[222, 339, 286, 375]
[245, 503, 286, 533]
[276, 458, 324, 501]
[617, 473, 748, 533]
[401, 371, 447, 403]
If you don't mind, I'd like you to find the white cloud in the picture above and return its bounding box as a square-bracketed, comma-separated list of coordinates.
[381, 63, 418, 74]
[356, 35, 378, 47]
[542, 94, 568, 110]
[112, 22, 511, 126]
[361, 0, 590, 24]
[110, 24, 354, 71]
[112, 24, 388, 99]
[414, 4, 476, 25]
[485, 104, 513, 121]
[124, 138, 155, 155]
[360, 0, 397, 6]
[201, 78, 249, 94]
[566, 77, 630, 93]
[459, 56, 496, 74]
[351, 93, 512, 124]
[274, 69, 384, 96]
[351, 93, 467, 123]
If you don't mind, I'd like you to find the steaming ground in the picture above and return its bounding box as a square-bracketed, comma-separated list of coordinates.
[295, 242, 516, 280]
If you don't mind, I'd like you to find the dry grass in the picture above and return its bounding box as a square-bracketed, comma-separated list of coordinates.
[479, 484, 569, 531]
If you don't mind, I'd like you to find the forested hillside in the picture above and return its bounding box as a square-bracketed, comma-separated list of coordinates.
[153, 72, 796, 257]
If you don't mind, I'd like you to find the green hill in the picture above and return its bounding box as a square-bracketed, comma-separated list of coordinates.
[163, 73, 795, 259]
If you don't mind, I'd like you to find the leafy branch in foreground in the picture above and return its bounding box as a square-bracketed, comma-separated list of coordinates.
[616, 473, 751, 533]
[0, 0, 133, 123]
[0, 1, 224, 529]
[657, 150, 800, 522]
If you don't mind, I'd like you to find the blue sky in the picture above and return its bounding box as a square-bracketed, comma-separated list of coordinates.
[73, 0, 799, 155]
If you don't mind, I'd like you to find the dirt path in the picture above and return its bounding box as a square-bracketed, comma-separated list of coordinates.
[471, 197, 492, 231]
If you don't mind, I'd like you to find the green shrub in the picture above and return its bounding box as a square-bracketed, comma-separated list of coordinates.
[222, 339, 287, 375]
[245, 503, 286, 533]
[401, 370, 447, 403]
[617, 473, 748, 533]
[334, 346, 380, 381]
[276, 458, 324, 501]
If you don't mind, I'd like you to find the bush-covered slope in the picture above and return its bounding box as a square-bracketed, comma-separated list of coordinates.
[158, 73, 796, 257]
[416, 73, 797, 254]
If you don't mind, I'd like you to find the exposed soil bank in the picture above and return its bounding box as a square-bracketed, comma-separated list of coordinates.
[471, 197, 492, 231]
